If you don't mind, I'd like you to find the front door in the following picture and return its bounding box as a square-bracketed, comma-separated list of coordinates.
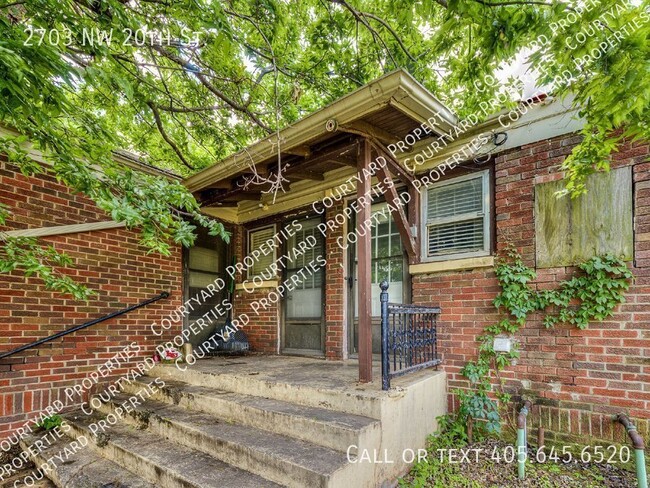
[282, 217, 325, 354]
[349, 202, 408, 355]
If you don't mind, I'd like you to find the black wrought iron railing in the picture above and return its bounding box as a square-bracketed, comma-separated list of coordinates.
[0, 292, 170, 361]
[380, 281, 441, 390]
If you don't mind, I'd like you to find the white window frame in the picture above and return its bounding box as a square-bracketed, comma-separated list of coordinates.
[421, 170, 491, 262]
[247, 224, 277, 279]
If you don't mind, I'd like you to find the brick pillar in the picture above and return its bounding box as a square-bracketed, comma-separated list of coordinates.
[324, 201, 346, 359]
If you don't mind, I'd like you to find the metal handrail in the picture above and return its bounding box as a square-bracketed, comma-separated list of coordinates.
[0, 291, 170, 360]
[380, 281, 441, 390]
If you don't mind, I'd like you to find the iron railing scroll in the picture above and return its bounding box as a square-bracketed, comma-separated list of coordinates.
[380, 281, 441, 390]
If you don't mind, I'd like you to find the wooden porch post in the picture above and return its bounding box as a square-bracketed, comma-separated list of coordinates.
[357, 138, 373, 383]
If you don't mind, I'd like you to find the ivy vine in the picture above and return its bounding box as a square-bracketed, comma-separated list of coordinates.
[456, 248, 633, 436]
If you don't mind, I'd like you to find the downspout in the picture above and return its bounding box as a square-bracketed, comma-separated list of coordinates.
[615, 414, 648, 488]
[517, 400, 532, 480]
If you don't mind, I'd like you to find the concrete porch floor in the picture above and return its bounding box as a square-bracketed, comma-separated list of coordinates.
[189, 353, 440, 394]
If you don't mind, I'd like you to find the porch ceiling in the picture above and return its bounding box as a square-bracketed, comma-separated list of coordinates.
[184, 69, 457, 222]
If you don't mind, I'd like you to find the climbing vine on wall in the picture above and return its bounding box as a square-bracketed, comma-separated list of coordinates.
[456, 248, 633, 436]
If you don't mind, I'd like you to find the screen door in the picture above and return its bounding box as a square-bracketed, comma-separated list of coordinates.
[282, 217, 325, 353]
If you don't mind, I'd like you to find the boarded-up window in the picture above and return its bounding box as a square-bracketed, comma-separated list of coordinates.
[535, 167, 633, 268]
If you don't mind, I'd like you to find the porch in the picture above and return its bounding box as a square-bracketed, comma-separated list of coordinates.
[183, 69, 457, 386]
[165, 353, 440, 398]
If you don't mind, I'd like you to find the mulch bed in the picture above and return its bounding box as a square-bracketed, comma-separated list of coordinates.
[401, 438, 640, 487]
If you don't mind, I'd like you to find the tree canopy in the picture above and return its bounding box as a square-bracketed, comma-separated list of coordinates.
[0, 0, 648, 297]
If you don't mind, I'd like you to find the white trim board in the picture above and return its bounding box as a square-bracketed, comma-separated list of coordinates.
[0, 221, 126, 240]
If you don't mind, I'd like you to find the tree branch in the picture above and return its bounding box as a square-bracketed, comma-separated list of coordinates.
[471, 0, 555, 6]
[356, 11, 416, 62]
[151, 45, 273, 133]
[328, 0, 399, 69]
[146, 101, 195, 170]
[153, 104, 226, 113]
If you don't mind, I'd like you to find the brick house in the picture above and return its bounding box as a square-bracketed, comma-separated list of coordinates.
[0, 148, 185, 440]
[1, 68, 648, 458]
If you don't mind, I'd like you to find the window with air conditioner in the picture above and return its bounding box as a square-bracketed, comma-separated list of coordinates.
[247, 225, 277, 278]
[422, 171, 490, 261]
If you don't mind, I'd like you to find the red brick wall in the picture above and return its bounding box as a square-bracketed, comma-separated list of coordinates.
[325, 201, 346, 360]
[0, 160, 183, 440]
[231, 226, 280, 353]
[413, 135, 650, 444]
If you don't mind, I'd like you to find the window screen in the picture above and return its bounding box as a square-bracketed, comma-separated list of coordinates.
[425, 172, 489, 259]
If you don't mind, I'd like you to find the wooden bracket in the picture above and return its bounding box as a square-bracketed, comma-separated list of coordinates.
[376, 163, 418, 263]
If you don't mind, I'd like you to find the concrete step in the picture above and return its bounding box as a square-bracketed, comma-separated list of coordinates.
[151, 362, 386, 419]
[61, 412, 285, 488]
[120, 376, 380, 452]
[19, 432, 154, 488]
[93, 394, 356, 488]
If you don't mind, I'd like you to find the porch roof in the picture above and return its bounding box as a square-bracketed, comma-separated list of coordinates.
[184, 70, 457, 222]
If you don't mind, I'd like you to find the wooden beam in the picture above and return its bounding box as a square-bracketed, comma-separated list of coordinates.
[285, 169, 325, 181]
[268, 138, 357, 173]
[327, 157, 357, 168]
[200, 187, 264, 206]
[376, 164, 418, 263]
[205, 180, 234, 190]
[302, 139, 358, 168]
[371, 140, 421, 263]
[241, 165, 270, 178]
[202, 138, 359, 207]
[223, 191, 264, 202]
[408, 185, 421, 256]
[341, 121, 401, 146]
[282, 145, 311, 157]
[211, 201, 239, 207]
[370, 140, 415, 187]
[357, 138, 373, 384]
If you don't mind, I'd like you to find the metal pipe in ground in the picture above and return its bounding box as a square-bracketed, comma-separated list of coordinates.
[615, 414, 648, 488]
[517, 400, 532, 480]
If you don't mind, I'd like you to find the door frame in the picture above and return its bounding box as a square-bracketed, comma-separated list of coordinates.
[280, 214, 327, 356]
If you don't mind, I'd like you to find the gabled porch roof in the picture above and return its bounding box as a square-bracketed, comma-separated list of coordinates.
[185, 69, 457, 223]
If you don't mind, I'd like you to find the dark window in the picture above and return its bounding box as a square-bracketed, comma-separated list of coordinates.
[184, 226, 228, 332]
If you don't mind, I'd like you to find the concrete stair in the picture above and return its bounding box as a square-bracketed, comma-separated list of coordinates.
[153, 361, 387, 419]
[63, 413, 284, 488]
[19, 432, 156, 488]
[119, 376, 379, 452]
[22, 373, 381, 487]
[92, 394, 356, 488]
[21, 359, 446, 488]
